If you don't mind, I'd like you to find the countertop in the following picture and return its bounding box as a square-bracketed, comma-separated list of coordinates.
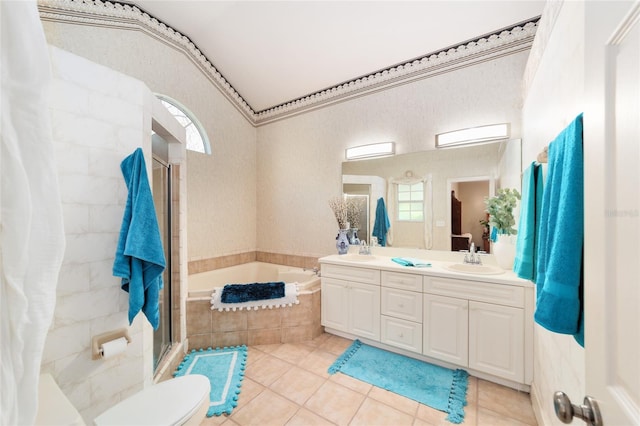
[319, 253, 533, 288]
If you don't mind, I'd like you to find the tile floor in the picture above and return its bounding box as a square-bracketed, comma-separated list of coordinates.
[200, 333, 538, 426]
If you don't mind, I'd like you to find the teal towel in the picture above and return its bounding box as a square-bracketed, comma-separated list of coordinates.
[372, 197, 390, 246]
[535, 114, 584, 347]
[513, 162, 544, 281]
[391, 257, 431, 268]
[113, 148, 166, 329]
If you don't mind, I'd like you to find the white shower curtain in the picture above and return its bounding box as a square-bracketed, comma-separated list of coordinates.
[1, 2, 66, 424]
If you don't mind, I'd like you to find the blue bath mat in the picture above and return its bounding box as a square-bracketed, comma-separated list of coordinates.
[174, 345, 247, 416]
[328, 340, 468, 423]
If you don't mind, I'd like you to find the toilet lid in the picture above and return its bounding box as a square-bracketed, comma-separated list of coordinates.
[93, 375, 210, 426]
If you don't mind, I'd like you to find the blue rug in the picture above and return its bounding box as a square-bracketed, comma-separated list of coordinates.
[328, 340, 468, 423]
[174, 345, 247, 416]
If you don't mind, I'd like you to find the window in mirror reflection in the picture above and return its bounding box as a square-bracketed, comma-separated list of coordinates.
[397, 183, 424, 221]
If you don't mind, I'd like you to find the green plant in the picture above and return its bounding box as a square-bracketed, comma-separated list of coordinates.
[484, 188, 521, 235]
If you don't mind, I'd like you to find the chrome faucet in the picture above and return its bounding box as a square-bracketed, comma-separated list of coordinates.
[359, 240, 371, 255]
[463, 242, 482, 265]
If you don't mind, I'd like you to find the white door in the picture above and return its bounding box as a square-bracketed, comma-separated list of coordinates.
[584, 1, 640, 424]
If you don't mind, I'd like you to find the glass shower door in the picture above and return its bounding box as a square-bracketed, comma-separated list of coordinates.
[152, 157, 172, 371]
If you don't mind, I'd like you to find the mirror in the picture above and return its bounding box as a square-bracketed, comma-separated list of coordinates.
[342, 139, 521, 251]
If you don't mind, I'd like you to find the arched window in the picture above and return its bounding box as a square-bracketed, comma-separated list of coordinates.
[156, 94, 211, 154]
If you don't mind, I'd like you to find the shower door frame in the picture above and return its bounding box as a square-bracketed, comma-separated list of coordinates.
[152, 155, 173, 372]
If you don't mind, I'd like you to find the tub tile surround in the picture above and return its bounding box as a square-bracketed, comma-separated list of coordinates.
[187, 292, 323, 350]
[199, 334, 537, 426]
[188, 251, 320, 275]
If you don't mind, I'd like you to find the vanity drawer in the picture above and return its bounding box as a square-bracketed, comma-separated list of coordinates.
[423, 276, 524, 308]
[381, 271, 423, 292]
[381, 315, 423, 353]
[381, 287, 422, 323]
[322, 264, 380, 285]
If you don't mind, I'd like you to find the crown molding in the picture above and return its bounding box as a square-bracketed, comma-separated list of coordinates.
[38, 0, 538, 127]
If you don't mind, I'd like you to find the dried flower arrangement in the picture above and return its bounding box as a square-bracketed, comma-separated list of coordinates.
[346, 197, 364, 229]
[328, 196, 349, 229]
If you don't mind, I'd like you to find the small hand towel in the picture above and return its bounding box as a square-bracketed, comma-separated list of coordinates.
[391, 257, 432, 268]
[113, 148, 166, 329]
[535, 114, 584, 346]
[513, 162, 544, 281]
[372, 197, 391, 246]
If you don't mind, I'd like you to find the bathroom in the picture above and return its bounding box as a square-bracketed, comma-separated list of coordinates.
[3, 0, 638, 425]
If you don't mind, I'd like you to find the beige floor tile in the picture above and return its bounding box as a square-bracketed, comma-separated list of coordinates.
[416, 404, 449, 426]
[244, 354, 293, 387]
[270, 342, 315, 364]
[368, 386, 419, 417]
[351, 397, 415, 426]
[298, 349, 338, 378]
[466, 376, 478, 406]
[246, 346, 267, 363]
[318, 335, 353, 355]
[328, 372, 372, 395]
[285, 408, 334, 426]
[208, 336, 536, 426]
[476, 407, 533, 426]
[305, 332, 332, 348]
[270, 366, 326, 406]
[304, 380, 365, 425]
[200, 413, 228, 425]
[412, 418, 437, 426]
[230, 389, 299, 426]
[477, 380, 536, 425]
[235, 378, 265, 408]
[253, 343, 282, 354]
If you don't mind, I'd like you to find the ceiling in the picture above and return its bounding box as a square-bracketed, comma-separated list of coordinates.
[125, 1, 545, 113]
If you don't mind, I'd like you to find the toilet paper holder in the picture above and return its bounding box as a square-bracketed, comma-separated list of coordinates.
[91, 328, 132, 360]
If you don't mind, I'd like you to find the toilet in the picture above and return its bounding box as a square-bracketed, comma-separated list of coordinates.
[36, 373, 211, 426]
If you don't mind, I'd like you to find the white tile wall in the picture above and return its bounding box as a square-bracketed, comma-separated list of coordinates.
[41, 46, 154, 423]
[521, 2, 586, 425]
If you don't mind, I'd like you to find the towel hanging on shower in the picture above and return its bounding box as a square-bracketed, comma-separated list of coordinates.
[113, 148, 166, 330]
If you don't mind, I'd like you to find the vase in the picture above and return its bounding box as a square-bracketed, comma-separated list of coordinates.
[336, 229, 350, 255]
[492, 233, 516, 269]
[348, 228, 360, 245]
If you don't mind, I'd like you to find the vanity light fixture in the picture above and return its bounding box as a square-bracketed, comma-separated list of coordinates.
[345, 141, 395, 160]
[435, 123, 510, 148]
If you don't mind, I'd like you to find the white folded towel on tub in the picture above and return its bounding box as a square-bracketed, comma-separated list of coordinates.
[210, 283, 300, 311]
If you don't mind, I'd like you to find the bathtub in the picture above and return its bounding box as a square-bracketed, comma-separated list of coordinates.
[188, 261, 320, 299]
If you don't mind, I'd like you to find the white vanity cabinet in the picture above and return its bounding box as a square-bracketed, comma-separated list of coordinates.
[321, 264, 381, 341]
[423, 276, 526, 383]
[319, 255, 533, 389]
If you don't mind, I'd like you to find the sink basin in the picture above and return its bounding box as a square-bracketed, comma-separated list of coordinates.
[445, 263, 505, 275]
[341, 254, 377, 262]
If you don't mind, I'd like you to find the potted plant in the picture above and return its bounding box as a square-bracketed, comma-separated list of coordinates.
[484, 188, 521, 268]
